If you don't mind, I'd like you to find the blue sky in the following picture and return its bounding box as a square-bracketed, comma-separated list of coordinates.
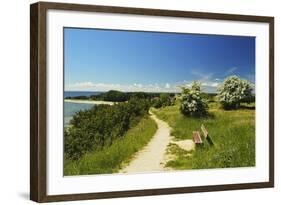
[64, 27, 255, 93]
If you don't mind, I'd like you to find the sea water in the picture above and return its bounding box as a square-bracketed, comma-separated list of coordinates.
[64, 91, 102, 98]
[64, 102, 95, 125]
[64, 91, 101, 125]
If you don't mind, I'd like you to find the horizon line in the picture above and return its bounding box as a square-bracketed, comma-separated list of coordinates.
[64, 90, 219, 94]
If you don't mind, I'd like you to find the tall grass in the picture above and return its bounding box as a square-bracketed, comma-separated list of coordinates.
[154, 102, 255, 169]
[64, 116, 157, 175]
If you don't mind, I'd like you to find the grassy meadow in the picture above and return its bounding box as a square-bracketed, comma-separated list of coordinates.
[153, 101, 255, 170]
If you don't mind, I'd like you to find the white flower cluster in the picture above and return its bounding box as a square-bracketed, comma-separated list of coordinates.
[180, 81, 208, 117]
[217, 75, 253, 109]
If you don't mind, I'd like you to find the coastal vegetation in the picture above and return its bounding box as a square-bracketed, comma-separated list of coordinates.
[64, 98, 151, 161]
[153, 93, 175, 108]
[64, 116, 157, 175]
[65, 90, 177, 103]
[64, 76, 255, 174]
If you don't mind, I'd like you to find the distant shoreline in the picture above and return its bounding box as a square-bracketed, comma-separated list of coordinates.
[64, 99, 115, 105]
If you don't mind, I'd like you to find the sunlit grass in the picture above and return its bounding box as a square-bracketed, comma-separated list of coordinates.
[154, 102, 255, 169]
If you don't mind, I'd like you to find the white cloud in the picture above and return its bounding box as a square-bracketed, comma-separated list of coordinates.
[191, 70, 213, 81]
[65, 82, 181, 93]
[133, 83, 143, 88]
[201, 81, 219, 88]
[65, 77, 224, 94]
[211, 82, 219, 87]
[67, 81, 95, 88]
[226, 67, 238, 74]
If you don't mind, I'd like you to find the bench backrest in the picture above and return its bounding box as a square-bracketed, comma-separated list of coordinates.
[201, 124, 208, 139]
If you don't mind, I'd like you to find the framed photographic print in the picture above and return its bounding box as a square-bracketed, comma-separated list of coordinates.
[30, 1, 274, 202]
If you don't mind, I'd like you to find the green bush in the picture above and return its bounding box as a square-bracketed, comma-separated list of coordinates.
[64, 98, 151, 160]
[217, 76, 254, 109]
[179, 81, 208, 117]
[100, 90, 128, 102]
[153, 93, 175, 108]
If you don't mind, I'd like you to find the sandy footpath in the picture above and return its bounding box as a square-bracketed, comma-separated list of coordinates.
[64, 99, 114, 105]
[120, 110, 174, 173]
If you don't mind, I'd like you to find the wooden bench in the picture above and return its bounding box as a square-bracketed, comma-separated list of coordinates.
[192, 131, 203, 145]
[201, 124, 214, 145]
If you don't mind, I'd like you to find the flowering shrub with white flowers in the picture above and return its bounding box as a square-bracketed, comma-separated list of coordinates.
[179, 81, 208, 117]
[217, 75, 254, 109]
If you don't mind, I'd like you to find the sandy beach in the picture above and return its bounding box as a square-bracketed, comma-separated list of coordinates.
[64, 99, 115, 105]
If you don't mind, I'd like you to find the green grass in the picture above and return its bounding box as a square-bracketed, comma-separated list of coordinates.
[153, 101, 255, 170]
[64, 116, 157, 175]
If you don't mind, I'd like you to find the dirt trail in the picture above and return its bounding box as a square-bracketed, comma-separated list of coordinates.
[120, 111, 174, 174]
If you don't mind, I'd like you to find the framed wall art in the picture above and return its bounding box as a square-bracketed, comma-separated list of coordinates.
[30, 1, 274, 202]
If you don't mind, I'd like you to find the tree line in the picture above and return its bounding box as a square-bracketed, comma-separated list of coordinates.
[65, 90, 176, 103]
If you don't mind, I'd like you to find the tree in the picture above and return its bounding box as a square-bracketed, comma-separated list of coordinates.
[153, 93, 174, 108]
[102, 90, 128, 102]
[217, 75, 254, 109]
[179, 81, 208, 117]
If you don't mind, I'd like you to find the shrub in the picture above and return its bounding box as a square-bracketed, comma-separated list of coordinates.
[153, 93, 175, 108]
[217, 76, 254, 109]
[64, 98, 151, 160]
[102, 90, 128, 102]
[179, 81, 208, 117]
